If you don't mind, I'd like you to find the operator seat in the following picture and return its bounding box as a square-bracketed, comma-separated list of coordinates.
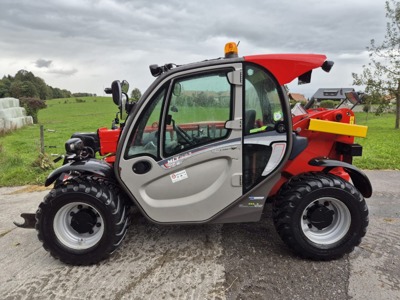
[244, 109, 256, 134]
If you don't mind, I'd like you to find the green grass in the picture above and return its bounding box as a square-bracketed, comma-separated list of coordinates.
[353, 112, 400, 170]
[0, 97, 117, 186]
[0, 100, 398, 187]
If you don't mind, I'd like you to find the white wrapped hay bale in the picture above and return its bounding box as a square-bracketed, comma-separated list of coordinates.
[27, 115, 33, 124]
[0, 106, 26, 118]
[0, 97, 20, 110]
[0, 97, 33, 132]
[9, 116, 33, 128]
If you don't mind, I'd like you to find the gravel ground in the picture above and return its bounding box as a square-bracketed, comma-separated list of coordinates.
[0, 170, 399, 300]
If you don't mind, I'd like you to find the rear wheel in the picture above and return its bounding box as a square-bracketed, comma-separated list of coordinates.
[273, 173, 368, 260]
[36, 178, 130, 265]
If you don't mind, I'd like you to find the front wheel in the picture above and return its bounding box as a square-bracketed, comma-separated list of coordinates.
[36, 178, 130, 265]
[273, 173, 369, 260]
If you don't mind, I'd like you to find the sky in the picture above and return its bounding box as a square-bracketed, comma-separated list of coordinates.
[0, 0, 388, 98]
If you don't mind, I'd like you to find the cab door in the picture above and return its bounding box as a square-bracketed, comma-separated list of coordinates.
[242, 64, 290, 192]
[118, 64, 244, 223]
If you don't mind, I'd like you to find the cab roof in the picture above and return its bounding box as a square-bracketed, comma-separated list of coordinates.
[244, 54, 328, 85]
[145, 53, 331, 102]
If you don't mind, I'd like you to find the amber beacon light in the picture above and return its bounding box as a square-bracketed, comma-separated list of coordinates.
[224, 42, 238, 58]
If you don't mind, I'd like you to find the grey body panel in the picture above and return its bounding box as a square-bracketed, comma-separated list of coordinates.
[119, 140, 243, 222]
[244, 132, 288, 176]
[210, 172, 281, 223]
[116, 63, 293, 224]
[118, 64, 244, 223]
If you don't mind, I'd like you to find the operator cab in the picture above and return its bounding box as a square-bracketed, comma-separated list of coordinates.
[104, 43, 335, 224]
[114, 42, 315, 223]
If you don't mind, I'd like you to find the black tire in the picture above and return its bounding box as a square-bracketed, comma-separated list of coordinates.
[273, 172, 369, 260]
[36, 177, 130, 265]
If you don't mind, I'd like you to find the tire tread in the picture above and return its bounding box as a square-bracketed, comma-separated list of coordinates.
[273, 172, 369, 260]
[35, 176, 130, 265]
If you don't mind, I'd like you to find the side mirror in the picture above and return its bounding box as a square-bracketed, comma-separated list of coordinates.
[121, 80, 129, 94]
[120, 94, 127, 120]
[345, 91, 362, 105]
[111, 80, 122, 106]
[111, 80, 129, 120]
[173, 83, 181, 96]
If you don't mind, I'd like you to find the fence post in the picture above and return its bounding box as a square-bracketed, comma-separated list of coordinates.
[40, 125, 44, 154]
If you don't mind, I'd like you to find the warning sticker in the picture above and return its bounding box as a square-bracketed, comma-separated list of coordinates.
[170, 170, 188, 183]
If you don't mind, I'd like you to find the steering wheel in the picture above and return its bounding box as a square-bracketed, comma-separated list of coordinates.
[174, 124, 195, 146]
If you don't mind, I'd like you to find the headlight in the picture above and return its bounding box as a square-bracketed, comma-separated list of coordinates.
[65, 138, 84, 153]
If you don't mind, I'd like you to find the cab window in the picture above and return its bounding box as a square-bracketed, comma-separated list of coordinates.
[163, 71, 232, 156]
[244, 65, 284, 135]
[243, 64, 285, 191]
[124, 86, 166, 159]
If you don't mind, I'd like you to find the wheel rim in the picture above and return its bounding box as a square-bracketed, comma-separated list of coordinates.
[301, 197, 351, 245]
[53, 202, 104, 250]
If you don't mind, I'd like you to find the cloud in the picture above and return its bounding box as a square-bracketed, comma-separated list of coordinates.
[35, 59, 52, 68]
[47, 68, 78, 76]
[0, 0, 388, 95]
[33, 58, 77, 77]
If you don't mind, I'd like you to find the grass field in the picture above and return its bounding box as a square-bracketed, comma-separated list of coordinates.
[353, 112, 400, 170]
[0, 97, 116, 186]
[0, 98, 398, 186]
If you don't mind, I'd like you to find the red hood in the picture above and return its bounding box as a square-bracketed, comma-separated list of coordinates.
[244, 54, 327, 85]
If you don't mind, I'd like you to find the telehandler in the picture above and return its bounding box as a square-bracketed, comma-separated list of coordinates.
[16, 43, 371, 265]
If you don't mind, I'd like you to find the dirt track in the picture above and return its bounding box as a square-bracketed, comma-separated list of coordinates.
[0, 170, 399, 299]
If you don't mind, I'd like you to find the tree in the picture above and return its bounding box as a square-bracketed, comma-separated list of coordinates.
[130, 88, 142, 101]
[194, 91, 215, 107]
[61, 89, 72, 98]
[15, 69, 35, 82]
[0, 70, 74, 100]
[319, 100, 337, 109]
[51, 87, 63, 99]
[0, 77, 11, 97]
[352, 0, 400, 129]
[19, 97, 47, 124]
[34, 76, 49, 100]
[10, 81, 39, 98]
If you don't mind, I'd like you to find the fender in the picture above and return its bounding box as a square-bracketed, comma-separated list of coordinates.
[309, 158, 372, 198]
[45, 159, 115, 187]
